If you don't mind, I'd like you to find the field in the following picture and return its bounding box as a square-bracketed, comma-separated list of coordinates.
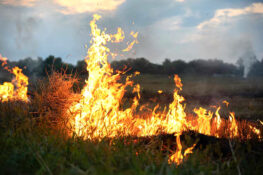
[133, 74, 263, 120]
[1, 73, 263, 175]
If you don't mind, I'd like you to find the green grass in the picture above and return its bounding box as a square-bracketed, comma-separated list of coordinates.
[1, 110, 263, 175]
[1, 74, 263, 174]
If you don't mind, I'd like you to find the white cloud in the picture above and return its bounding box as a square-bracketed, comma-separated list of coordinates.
[54, 0, 126, 14]
[0, 0, 36, 7]
[0, 0, 126, 14]
[175, 0, 185, 2]
[198, 2, 263, 29]
[153, 16, 182, 31]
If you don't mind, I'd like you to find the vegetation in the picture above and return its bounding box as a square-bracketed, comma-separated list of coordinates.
[1, 56, 263, 174]
[1, 116, 263, 175]
[1, 56, 263, 82]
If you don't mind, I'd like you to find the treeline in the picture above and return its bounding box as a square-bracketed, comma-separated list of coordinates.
[112, 58, 243, 76]
[1, 56, 263, 81]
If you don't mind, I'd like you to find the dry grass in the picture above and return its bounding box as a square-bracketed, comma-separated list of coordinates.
[31, 71, 80, 131]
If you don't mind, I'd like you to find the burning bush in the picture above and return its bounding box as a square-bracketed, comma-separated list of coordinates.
[31, 71, 80, 131]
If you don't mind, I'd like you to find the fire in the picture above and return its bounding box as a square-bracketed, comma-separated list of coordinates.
[168, 134, 196, 165]
[122, 31, 138, 52]
[69, 14, 189, 139]
[193, 107, 213, 136]
[0, 55, 28, 102]
[0, 14, 261, 166]
[67, 14, 262, 165]
[229, 112, 238, 138]
[69, 14, 135, 138]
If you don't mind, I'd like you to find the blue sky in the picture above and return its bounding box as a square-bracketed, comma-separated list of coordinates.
[0, 0, 263, 64]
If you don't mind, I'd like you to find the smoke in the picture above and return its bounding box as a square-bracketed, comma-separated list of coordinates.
[15, 16, 39, 50]
[237, 45, 259, 78]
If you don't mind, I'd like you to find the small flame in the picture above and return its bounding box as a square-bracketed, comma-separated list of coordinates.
[168, 134, 196, 165]
[122, 31, 138, 52]
[111, 27, 125, 43]
[229, 112, 238, 138]
[0, 55, 28, 102]
[249, 125, 261, 139]
[223, 100, 229, 107]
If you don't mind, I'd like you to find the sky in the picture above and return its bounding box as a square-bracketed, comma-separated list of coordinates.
[0, 0, 263, 64]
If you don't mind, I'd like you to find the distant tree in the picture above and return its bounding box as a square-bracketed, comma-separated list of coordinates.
[162, 59, 187, 75]
[187, 59, 238, 76]
[162, 58, 173, 74]
[248, 59, 263, 77]
[1, 56, 255, 82]
[111, 58, 161, 74]
[76, 60, 88, 75]
[42, 55, 74, 76]
[16, 57, 43, 77]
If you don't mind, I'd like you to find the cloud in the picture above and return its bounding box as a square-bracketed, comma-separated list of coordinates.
[198, 2, 263, 29]
[177, 2, 263, 63]
[175, 0, 185, 2]
[0, 0, 36, 7]
[54, 0, 126, 14]
[153, 16, 182, 31]
[0, 0, 126, 14]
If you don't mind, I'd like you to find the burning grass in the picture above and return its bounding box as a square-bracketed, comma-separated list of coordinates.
[0, 69, 263, 174]
[31, 71, 79, 130]
[1, 112, 263, 174]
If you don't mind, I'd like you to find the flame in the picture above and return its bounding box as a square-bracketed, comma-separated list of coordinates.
[0, 14, 259, 166]
[249, 125, 262, 139]
[168, 134, 196, 165]
[0, 56, 28, 102]
[229, 112, 238, 138]
[0, 82, 14, 102]
[168, 134, 183, 165]
[68, 14, 262, 165]
[193, 107, 213, 136]
[69, 14, 189, 139]
[122, 31, 138, 52]
[111, 27, 125, 43]
[223, 100, 229, 107]
[69, 14, 135, 138]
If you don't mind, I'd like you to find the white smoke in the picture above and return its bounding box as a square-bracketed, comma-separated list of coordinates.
[237, 49, 258, 78]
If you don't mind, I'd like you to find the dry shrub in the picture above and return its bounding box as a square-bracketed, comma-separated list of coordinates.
[32, 71, 80, 131]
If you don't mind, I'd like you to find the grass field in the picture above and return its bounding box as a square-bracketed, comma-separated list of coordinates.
[1, 73, 263, 174]
[133, 74, 263, 120]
